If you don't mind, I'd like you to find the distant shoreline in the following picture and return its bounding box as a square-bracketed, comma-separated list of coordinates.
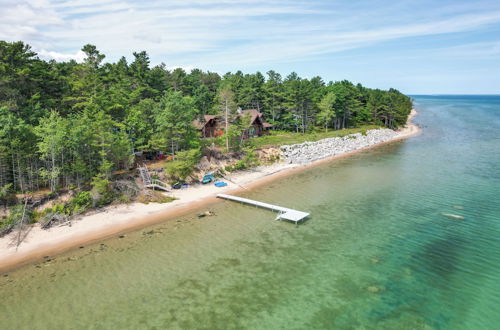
[0, 110, 420, 273]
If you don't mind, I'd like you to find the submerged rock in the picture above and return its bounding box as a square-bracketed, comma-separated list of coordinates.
[198, 210, 215, 218]
[367, 285, 383, 294]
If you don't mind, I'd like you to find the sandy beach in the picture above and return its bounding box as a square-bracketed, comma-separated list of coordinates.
[0, 110, 420, 273]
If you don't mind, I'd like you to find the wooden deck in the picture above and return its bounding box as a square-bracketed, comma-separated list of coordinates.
[216, 194, 310, 225]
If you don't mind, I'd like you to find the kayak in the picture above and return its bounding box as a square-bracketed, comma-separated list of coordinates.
[201, 174, 216, 184]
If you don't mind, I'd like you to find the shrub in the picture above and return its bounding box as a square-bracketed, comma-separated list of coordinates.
[137, 191, 177, 204]
[70, 191, 92, 214]
[226, 149, 259, 172]
[165, 148, 202, 182]
[50, 203, 67, 215]
[1, 204, 34, 230]
[264, 153, 281, 165]
[91, 175, 115, 207]
[0, 183, 16, 209]
[111, 180, 139, 204]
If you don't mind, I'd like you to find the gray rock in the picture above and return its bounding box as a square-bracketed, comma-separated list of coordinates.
[280, 129, 398, 164]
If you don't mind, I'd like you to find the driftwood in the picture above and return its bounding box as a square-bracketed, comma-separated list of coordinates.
[41, 213, 70, 230]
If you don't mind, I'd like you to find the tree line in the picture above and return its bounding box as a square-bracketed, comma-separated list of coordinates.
[0, 40, 412, 196]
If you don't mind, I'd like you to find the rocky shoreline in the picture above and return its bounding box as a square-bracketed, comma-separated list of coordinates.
[281, 129, 399, 164]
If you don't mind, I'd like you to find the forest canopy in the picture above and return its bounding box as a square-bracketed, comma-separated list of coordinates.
[0, 41, 412, 194]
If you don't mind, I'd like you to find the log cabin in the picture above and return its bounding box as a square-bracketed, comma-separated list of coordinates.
[193, 110, 272, 138]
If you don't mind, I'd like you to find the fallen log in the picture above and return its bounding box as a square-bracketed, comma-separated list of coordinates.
[41, 213, 69, 230]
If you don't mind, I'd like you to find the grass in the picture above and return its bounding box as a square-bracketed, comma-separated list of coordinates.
[246, 125, 381, 149]
[136, 191, 177, 204]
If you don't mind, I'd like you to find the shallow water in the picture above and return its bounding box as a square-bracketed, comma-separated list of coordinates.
[1, 95, 499, 329]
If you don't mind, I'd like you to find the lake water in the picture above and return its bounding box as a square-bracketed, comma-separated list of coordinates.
[1, 95, 499, 329]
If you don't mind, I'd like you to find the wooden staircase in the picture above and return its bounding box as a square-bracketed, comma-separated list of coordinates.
[138, 164, 169, 191]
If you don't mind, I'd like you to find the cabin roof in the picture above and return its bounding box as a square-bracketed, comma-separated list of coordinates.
[241, 109, 272, 127]
[192, 115, 218, 130]
[193, 111, 272, 130]
[240, 109, 261, 124]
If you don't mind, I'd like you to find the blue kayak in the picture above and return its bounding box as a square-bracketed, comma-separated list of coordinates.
[214, 181, 228, 187]
[201, 174, 216, 184]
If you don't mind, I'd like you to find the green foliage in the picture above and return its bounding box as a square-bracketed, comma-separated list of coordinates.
[41, 185, 133, 217]
[126, 99, 155, 150]
[70, 191, 93, 214]
[91, 175, 115, 207]
[225, 149, 260, 172]
[137, 191, 177, 204]
[0, 183, 12, 198]
[154, 92, 199, 154]
[317, 92, 336, 131]
[34, 110, 67, 191]
[42, 191, 93, 217]
[0, 40, 412, 206]
[0, 184, 14, 208]
[1, 203, 34, 229]
[44, 203, 67, 216]
[165, 148, 202, 182]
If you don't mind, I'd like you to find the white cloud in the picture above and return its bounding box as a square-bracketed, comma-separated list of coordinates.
[0, 0, 62, 26]
[2, 0, 500, 68]
[177, 10, 500, 67]
[37, 49, 86, 62]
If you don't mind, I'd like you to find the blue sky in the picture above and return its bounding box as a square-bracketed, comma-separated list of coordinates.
[1, 0, 500, 94]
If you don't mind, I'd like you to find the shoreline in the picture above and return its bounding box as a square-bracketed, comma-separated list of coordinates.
[0, 110, 420, 273]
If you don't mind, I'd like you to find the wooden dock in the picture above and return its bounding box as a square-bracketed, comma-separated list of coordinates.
[216, 194, 310, 225]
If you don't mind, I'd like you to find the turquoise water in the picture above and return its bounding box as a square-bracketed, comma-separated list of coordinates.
[1, 95, 499, 329]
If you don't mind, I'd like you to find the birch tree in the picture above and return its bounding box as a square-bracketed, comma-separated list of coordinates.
[317, 92, 336, 131]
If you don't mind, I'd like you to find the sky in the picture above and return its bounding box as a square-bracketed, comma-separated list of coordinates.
[1, 0, 500, 94]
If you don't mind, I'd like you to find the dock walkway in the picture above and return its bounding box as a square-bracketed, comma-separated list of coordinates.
[217, 194, 309, 225]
